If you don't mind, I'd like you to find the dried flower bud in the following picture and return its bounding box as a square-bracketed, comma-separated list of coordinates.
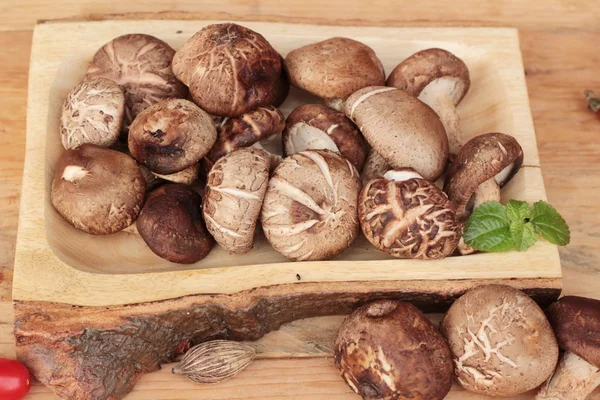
[172, 340, 256, 384]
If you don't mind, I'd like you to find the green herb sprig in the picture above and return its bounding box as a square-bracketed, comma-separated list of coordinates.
[464, 200, 570, 252]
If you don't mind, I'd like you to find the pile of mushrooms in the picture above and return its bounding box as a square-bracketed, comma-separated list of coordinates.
[335, 286, 600, 400]
[51, 22, 529, 264]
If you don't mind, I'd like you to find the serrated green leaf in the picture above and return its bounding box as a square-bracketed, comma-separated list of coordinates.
[506, 200, 532, 223]
[510, 221, 537, 251]
[464, 201, 514, 252]
[531, 201, 571, 246]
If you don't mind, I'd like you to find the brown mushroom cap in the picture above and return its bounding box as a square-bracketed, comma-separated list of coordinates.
[273, 54, 290, 107]
[284, 37, 385, 101]
[261, 149, 360, 261]
[444, 132, 524, 219]
[386, 48, 470, 105]
[173, 23, 281, 117]
[51, 144, 145, 235]
[283, 104, 369, 170]
[153, 163, 200, 185]
[345, 86, 448, 181]
[60, 77, 125, 149]
[359, 169, 461, 259]
[128, 98, 217, 174]
[335, 300, 454, 400]
[546, 296, 600, 368]
[206, 105, 285, 163]
[136, 184, 214, 264]
[86, 34, 187, 126]
[440, 284, 559, 397]
[203, 148, 270, 254]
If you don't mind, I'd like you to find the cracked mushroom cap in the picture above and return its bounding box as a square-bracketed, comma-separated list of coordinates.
[205, 105, 285, 163]
[284, 37, 385, 102]
[86, 34, 187, 127]
[444, 132, 524, 219]
[283, 104, 369, 170]
[60, 77, 125, 149]
[440, 284, 559, 397]
[51, 144, 145, 234]
[128, 98, 217, 174]
[203, 148, 270, 254]
[335, 300, 454, 400]
[345, 86, 448, 181]
[173, 23, 281, 117]
[546, 296, 600, 368]
[359, 169, 461, 259]
[136, 184, 214, 264]
[261, 149, 360, 261]
[386, 48, 470, 106]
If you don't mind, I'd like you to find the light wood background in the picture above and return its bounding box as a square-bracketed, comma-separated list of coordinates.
[1, 1, 600, 399]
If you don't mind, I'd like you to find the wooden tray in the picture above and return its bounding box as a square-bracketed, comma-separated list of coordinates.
[13, 19, 561, 400]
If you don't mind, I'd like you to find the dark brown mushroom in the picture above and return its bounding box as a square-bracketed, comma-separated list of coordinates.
[335, 300, 454, 400]
[172, 23, 281, 117]
[444, 132, 524, 220]
[273, 54, 290, 107]
[86, 33, 187, 127]
[51, 144, 145, 235]
[205, 105, 285, 163]
[359, 169, 461, 259]
[283, 104, 369, 170]
[60, 77, 125, 149]
[128, 98, 217, 174]
[136, 184, 214, 264]
[536, 296, 600, 399]
[387, 48, 470, 156]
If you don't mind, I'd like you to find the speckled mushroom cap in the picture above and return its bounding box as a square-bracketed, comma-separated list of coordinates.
[205, 105, 285, 163]
[86, 34, 187, 126]
[136, 184, 214, 264]
[51, 144, 145, 235]
[440, 285, 559, 397]
[173, 23, 281, 117]
[334, 300, 454, 400]
[283, 104, 369, 170]
[203, 148, 270, 254]
[60, 77, 125, 149]
[284, 37, 385, 101]
[345, 86, 448, 181]
[261, 149, 361, 261]
[359, 169, 461, 259]
[444, 132, 524, 219]
[386, 48, 470, 105]
[546, 296, 600, 368]
[128, 98, 217, 174]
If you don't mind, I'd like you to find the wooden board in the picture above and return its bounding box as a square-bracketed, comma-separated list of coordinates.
[12, 19, 563, 400]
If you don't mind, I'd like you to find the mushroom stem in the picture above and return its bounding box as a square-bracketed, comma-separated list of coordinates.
[473, 178, 501, 209]
[324, 98, 345, 112]
[536, 351, 600, 400]
[426, 94, 463, 156]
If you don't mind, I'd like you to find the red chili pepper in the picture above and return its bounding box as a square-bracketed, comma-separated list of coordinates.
[0, 358, 31, 400]
[584, 89, 600, 115]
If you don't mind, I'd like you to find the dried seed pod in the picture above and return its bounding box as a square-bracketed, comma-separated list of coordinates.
[172, 340, 256, 384]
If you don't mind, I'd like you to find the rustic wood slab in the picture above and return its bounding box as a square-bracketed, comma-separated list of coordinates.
[5, 17, 576, 400]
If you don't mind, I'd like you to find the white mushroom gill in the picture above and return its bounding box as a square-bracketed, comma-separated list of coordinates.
[383, 169, 424, 182]
[285, 123, 339, 155]
[419, 77, 464, 105]
[62, 165, 89, 182]
[495, 163, 514, 186]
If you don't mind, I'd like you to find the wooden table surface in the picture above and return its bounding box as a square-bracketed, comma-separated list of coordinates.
[1, 1, 600, 399]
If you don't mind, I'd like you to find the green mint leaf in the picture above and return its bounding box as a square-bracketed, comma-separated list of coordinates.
[510, 221, 537, 251]
[531, 201, 571, 246]
[506, 200, 532, 223]
[464, 201, 514, 252]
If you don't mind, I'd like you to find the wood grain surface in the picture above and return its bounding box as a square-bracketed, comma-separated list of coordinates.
[1, 1, 600, 399]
